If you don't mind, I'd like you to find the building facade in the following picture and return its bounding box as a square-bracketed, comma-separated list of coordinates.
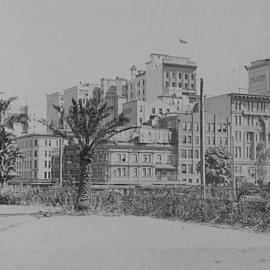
[46, 91, 64, 134]
[247, 59, 270, 96]
[16, 134, 60, 181]
[205, 93, 270, 183]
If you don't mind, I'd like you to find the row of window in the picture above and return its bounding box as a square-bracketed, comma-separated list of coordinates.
[182, 149, 200, 159]
[182, 122, 227, 133]
[165, 81, 195, 89]
[233, 100, 267, 112]
[114, 153, 172, 164]
[182, 178, 200, 184]
[112, 167, 152, 178]
[152, 108, 170, 115]
[17, 139, 59, 149]
[181, 164, 194, 174]
[165, 72, 195, 81]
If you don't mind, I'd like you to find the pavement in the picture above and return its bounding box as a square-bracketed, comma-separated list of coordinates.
[0, 205, 270, 269]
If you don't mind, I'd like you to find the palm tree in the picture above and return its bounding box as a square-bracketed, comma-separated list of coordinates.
[41, 98, 136, 209]
[0, 97, 28, 183]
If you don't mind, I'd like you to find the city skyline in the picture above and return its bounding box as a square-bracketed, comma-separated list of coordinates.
[1, 0, 270, 117]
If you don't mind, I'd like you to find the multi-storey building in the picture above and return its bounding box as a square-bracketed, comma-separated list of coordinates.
[160, 111, 229, 185]
[19, 104, 46, 134]
[46, 91, 64, 134]
[51, 126, 177, 185]
[205, 93, 270, 183]
[247, 59, 270, 96]
[92, 126, 177, 184]
[145, 53, 197, 102]
[15, 134, 60, 180]
[63, 81, 99, 112]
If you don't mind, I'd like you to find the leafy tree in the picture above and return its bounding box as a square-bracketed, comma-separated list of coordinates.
[41, 98, 135, 209]
[0, 97, 28, 183]
[255, 142, 270, 185]
[197, 146, 232, 186]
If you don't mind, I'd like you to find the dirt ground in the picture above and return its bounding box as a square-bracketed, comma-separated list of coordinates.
[1, 205, 270, 270]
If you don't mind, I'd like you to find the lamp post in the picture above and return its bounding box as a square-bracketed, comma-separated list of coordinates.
[200, 78, 206, 197]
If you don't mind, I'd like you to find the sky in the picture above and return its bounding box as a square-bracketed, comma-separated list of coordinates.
[0, 0, 270, 117]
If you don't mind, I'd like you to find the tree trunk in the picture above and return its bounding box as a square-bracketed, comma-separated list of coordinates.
[77, 159, 92, 210]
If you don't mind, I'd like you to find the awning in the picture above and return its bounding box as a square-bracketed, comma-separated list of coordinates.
[155, 164, 176, 170]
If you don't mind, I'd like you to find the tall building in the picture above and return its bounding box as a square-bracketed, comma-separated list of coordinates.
[19, 104, 46, 134]
[247, 59, 270, 96]
[46, 91, 64, 134]
[145, 53, 197, 102]
[15, 134, 60, 181]
[205, 93, 270, 183]
[160, 111, 229, 185]
[63, 82, 99, 112]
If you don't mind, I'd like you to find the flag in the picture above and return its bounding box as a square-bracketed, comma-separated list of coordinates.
[179, 38, 188, 44]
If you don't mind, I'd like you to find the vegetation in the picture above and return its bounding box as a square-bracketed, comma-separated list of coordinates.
[255, 142, 270, 185]
[41, 99, 135, 209]
[197, 146, 232, 186]
[0, 97, 28, 183]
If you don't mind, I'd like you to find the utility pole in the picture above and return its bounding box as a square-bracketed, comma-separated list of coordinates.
[59, 138, 63, 187]
[200, 78, 206, 197]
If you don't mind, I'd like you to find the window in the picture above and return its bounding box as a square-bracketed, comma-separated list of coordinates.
[185, 73, 188, 80]
[139, 105, 143, 112]
[45, 140, 47, 146]
[187, 122, 192, 131]
[139, 118, 143, 125]
[211, 136, 215, 145]
[195, 122, 199, 132]
[49, 140, 51, 146]
[195, 150, 199, 159]
[182, 164, 187, 174]
[147, 168, 151, 176]
[182, 136, 187, 144]
[182, 150, 187, 158]
[182, 178, 187, 182]
[187, 164, 193, 173]
[178, 73, 182, 79]
[152, 108, 155, 114]
[34, 140, 38, 146]
[188, 179, 193, 183]
[132, 154, 138, 163]
[187, 136, 192, 144]
[44, 172, 47, 179]
[143, 168, 147, 177]
[48, 172, 51, 179]
[45, 151, 47, 157]
[133, 168, 138, 177]
[48, 161, 51, 168]
[159, 108, 163, 115]
[166, 72, 169, 78]
[34, 160, 37, 168]
[45, 161, 47, 168]
[219, 137, 222, 145]
[34, 150, 37, 157]
[187, 149, 193, 158]
[218, 123, 222, 132]
[178, 83, 182, 88]
[195, 136, 199, 145]
[185, 83, 188, 89]
[157, 155, 162, 163]
[207, 123, 211, 132]
[223, 124, 227, 132]
[182, 122, 187, 130]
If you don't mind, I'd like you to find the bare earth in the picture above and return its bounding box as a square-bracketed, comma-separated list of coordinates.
[1, 206, 270, 270]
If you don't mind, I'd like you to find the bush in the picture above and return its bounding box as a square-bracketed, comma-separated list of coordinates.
[0, 184, 77, 207]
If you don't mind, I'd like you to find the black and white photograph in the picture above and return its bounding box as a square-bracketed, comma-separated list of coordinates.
[1, 0, 270, 269]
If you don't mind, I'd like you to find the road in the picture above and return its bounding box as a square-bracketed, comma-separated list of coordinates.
[0, 206, 270, 269]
